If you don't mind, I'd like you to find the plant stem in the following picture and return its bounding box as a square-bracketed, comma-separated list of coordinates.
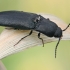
[0, 60, 6, 70]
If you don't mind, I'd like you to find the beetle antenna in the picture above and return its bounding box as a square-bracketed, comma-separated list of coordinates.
[55, 38, 61, 58]
[63, 23, 70, 31]
[55, 23, 70, 58]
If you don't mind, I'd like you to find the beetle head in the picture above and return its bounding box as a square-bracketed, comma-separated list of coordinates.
[54, 27, 62, 38]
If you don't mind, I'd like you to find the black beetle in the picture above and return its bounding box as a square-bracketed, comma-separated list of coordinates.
[0, 11, 70, 58]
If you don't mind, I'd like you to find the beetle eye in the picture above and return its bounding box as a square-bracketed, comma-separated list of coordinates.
[34, 15, 41, 23]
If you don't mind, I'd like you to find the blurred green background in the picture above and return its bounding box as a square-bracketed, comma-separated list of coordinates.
[0, 0, 70, 70]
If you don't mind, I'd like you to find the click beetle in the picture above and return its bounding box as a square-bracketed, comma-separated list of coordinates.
[0, 11, 70, 58]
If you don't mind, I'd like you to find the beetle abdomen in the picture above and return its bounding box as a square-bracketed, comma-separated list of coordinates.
[0, 11, 38, 29]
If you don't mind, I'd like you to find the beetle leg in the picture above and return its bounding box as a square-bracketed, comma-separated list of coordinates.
[38, 33, 44, 47]
[14, 30, 33, 46]
[5, 27, 20, 30]
[5, 27, 14, 30]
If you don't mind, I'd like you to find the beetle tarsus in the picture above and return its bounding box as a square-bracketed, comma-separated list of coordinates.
[14, 30, 33, 46]
[38, 33, 44, 47]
